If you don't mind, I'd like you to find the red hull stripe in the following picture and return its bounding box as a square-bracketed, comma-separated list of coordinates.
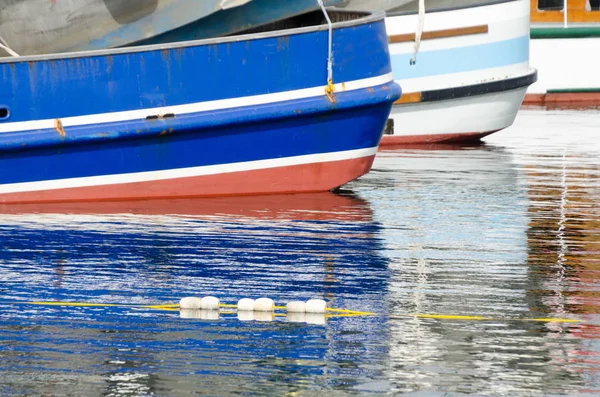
[379, 130, 498, 146]
[0, 156, 376, 204]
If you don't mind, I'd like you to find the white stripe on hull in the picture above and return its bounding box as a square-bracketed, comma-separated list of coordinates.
[0, 73, 394, 134]
[388, 87, 527, 137]
[0, 146, 379, 195]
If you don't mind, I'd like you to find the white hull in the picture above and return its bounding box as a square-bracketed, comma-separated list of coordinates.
[382, 87, 527, 145]
[524, 36, 600, 107]
[382, 0, 535, 144]
[529, 38, 600, 94]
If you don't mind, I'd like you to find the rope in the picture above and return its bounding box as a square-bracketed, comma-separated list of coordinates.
[317, 0, 335, 102]
[7, 301, 588, 323]
[0, 35, 19, 57]
[410, 0, 425, 65]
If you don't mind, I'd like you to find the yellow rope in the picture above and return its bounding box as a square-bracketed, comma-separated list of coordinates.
[415, 314, 489, 321]
[530, 318, 581, 323]
[17, 301, 585, 323]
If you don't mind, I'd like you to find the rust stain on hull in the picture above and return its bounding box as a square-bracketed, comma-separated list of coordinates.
[54, 119, 66, 137]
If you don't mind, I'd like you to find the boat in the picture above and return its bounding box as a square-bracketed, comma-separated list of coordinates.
[0, 0, 252, 56]
[0, 9, 400, 204]
[132, 0, 344, 46]
[338, 0, 538, 145]
[0, 0, 342, 56]
[524, 0, 600, 108]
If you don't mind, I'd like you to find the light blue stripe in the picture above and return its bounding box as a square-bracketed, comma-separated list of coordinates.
[391, 36, 529, 79]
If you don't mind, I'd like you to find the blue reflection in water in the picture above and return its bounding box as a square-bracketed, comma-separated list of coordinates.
[0, 193, 391, 395]
[1, 110, 599, 396]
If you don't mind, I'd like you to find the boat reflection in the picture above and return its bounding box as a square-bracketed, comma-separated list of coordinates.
[523, 146, 600, 375]
[0, 191, 374, 220]
[0, 191, 392, 395]
[361, 141, 596, 394]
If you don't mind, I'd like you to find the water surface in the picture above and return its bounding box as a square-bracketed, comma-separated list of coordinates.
[1, 109, 599, 396]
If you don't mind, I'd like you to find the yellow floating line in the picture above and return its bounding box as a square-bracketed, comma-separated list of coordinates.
[146, 304, 180, 309]
[530, 318, 582, 323]
[325, 313, 374, 318]
[326, 308, 375, 315]
[18, 302, 585, 323]
[416, 314, 489, 321]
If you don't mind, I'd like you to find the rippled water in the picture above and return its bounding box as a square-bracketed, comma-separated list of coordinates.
[1, 109, 599, 396]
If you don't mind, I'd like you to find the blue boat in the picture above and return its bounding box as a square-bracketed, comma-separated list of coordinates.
[0, 9, 401, 204]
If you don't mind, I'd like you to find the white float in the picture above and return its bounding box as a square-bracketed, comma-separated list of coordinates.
[305, 299, 327, 313]
[179, 297, 202, 310]
[286, 301, 307, 313]
[237, 298, 255, 311]
[200, 296, 220, 310]
[254, 298, 275, 312]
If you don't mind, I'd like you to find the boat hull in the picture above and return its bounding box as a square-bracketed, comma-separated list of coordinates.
[381, 0, 535, 145]
[382, 87, 526, 145]
[0, 11, 400, 204]
[524, 36, 600, 108]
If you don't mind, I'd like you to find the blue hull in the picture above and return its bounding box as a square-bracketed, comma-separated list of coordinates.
[0, 10, 401, 203]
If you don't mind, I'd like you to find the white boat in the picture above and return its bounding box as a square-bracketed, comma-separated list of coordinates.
[525, 0, 600, 108]
[339, 0, 538, 145]
[0, 0, 252, 56]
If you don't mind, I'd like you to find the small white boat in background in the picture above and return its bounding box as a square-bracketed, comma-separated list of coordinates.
[525, 0, 600, 108]
[339, 0, 538, 145]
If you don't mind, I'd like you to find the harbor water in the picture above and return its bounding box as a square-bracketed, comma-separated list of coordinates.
[1, 109, 599, 396]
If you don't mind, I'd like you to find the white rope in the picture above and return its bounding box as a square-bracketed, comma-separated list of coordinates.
[0, 35, 19, 57]
[410, 0, 425, 65]
[317, 0, 333, 84]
